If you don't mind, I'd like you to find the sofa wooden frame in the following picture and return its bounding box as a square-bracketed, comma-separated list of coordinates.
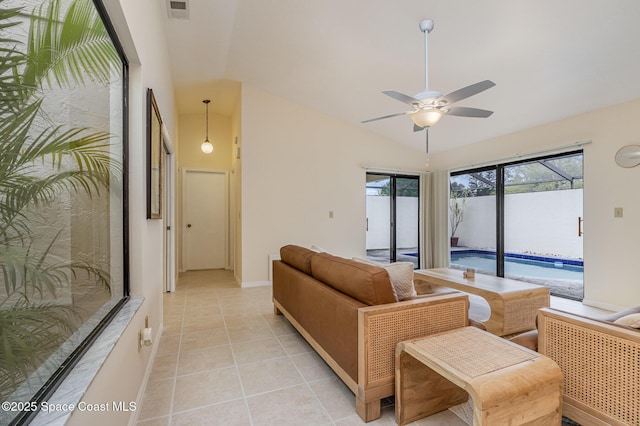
[274, 293, 469, 422]
[537, 307, 640, 426]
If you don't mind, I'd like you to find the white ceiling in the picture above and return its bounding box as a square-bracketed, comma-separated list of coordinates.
[163, 0, 640, 153]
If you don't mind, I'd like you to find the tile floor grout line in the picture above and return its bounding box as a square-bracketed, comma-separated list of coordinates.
[216, 285, 255, 426]
[290, 349, 338, 425]
[165, 279, 189, 424]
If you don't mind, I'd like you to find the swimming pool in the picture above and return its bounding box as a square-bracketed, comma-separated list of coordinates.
[451, 250, 583, 281]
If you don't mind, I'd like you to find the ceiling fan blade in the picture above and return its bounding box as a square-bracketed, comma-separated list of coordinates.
[382, 90, 423, 106]
[446, 106, 494, 118]
[440, 80, 495, 104]
[361, 111, 409, 123]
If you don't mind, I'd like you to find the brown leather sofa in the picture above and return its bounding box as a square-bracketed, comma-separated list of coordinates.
[272, 245, 469, 422]
[510, 306, 640, 425]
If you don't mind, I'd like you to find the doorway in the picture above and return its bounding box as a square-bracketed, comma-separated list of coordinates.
[366, 173, 420, 268]
[183, 169, 228, 270]
[163, 145, 175, 291]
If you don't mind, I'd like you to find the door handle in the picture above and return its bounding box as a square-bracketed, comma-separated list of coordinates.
[187, 224, 192, 228]
[578, 217, 583, 237]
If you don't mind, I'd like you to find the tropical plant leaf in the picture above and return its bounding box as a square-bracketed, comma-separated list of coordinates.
[23, 0, 119, 89]
[0, 0, 120, 401]
[0, 300, 79, 399]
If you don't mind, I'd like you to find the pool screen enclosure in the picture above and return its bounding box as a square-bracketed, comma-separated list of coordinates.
[449, 150, 584, 300]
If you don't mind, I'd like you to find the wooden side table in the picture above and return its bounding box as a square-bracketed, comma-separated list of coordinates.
[395, 327, 563, 425]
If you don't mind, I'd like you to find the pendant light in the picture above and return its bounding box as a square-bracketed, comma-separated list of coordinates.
[201, 99, 214, 154]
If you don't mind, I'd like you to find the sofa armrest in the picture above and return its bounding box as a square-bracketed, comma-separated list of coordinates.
[357, 292, 468, 401]
[537, 307, 640, 425]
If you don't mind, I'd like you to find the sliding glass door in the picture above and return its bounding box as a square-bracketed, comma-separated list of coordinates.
[366, 173, 420, 268]
[503, 152, 584, 299]
[449, 168, 497, 275]
[449, 151, 584, 300]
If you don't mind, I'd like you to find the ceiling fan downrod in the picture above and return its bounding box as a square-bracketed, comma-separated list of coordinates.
[419, 19, 434, 95]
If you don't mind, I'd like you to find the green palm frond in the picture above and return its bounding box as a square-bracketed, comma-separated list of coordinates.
[0, 115, 117, 234]
[0, 300, 78, 390]
[1, 229, 68, 300]
[0, 0, 121, 400]
[23, 0, 119, 89]
[24, 0, 118, 86]
[0, 3, 33, 116]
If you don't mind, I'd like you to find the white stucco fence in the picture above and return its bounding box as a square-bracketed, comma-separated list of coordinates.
[366, 189, 584, 259]
[366, 196, 419, 250]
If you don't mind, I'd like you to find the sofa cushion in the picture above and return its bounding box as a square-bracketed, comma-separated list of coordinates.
[381, 262, 417, 301]
[352, 257, 417, 301]
[614, 313, 640, 329]
[311, 252, 396, 306]
[280, 245, 315, 275]
[601, 305, 640, 323]
[508, 329, 539, 352]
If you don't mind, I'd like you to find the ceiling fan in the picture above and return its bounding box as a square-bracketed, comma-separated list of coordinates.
[362, 19, 495, 150]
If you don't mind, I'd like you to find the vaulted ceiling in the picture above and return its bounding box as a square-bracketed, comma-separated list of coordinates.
[162, 0, 640, 153]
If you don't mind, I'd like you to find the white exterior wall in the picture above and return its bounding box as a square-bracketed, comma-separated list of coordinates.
[455, 189, 584, 259]
[366, 196, 419, 250]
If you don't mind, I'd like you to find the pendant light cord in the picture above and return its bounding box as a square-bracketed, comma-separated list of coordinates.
[203, 99, 211, 142]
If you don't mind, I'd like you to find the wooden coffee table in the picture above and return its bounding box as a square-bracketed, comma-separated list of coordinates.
[413, 268, 550, 336]
[395, 327, 563, 425]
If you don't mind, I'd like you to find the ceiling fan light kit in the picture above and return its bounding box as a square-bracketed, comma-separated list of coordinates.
[362, 19, 495, 152]
[410, 108, 443, 128]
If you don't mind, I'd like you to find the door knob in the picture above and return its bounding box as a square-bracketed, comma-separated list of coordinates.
[187, 224, 192, 228]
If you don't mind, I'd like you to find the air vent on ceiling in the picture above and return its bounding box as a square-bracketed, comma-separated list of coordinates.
[167, 0, 189, 19]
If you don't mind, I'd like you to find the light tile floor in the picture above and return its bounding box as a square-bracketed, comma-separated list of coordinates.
[137, 269, 608, 426]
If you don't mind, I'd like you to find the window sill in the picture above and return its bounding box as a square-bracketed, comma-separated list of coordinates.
[29, 297, 144, 426]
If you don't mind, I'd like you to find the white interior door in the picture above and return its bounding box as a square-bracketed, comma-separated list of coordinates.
[184, 169, 227, 270]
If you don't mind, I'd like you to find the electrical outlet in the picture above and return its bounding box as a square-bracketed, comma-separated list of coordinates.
[614, 207, 623, 218]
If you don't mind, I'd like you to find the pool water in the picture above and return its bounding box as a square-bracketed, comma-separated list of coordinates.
[451, 251, 583, 281]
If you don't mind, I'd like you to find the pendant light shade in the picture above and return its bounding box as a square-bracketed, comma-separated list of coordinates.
[201, 99, 214, 154]
[201, 140, 213, 154]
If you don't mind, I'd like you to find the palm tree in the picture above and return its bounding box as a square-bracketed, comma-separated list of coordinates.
[0, 0, 121, 400]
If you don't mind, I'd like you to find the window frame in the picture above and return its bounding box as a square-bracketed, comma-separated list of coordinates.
[366, 172, 421, 268]
[7, 0, 130, 423]
[450, 149, 583, 281]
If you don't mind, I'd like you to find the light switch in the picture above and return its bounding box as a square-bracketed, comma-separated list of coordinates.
[614, 207, 623, 218]
[329, 211, 334, 219]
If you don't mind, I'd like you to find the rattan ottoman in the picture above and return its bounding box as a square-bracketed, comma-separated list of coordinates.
[395, 327, 563, 425]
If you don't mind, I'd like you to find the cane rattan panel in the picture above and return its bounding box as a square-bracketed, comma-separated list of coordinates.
[503, 295, 548, 334]
[413, 327, 536, 378]
[365, 299, 467, 383]
[543, 317, 640, 425]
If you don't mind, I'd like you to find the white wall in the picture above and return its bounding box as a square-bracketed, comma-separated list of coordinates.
[239, 85, 427, 284]
[431, 99, 640, 310]
[66, 0, 178, 424]
[454, 190, 584, 259]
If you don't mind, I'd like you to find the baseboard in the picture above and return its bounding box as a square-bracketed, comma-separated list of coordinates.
[581, 299, 626, 313]
[241, 280, 271, 288]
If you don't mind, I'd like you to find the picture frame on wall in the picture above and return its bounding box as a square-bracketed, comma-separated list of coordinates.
[147, 88, 163, 219]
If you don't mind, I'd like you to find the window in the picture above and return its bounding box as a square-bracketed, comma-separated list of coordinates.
[449, 151, 583, 300]
[0, 0, 128, 423]
[366, 173, 420, 268]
